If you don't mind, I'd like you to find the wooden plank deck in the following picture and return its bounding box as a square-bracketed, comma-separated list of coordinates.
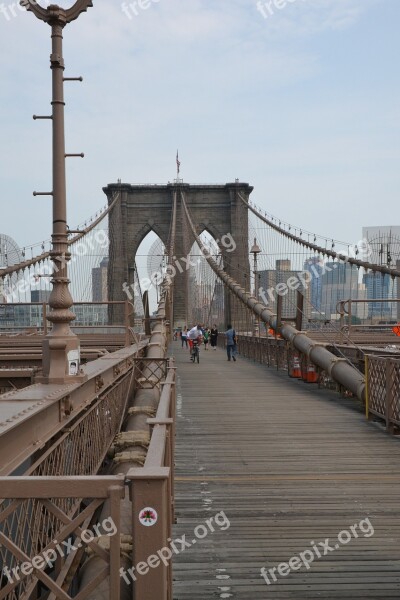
[171, 343, 400, 599]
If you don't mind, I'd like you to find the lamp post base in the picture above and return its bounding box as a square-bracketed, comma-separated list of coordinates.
[38, 333, 87, 385]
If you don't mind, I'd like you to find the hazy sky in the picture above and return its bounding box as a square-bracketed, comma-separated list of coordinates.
[0, 0, 399, 252]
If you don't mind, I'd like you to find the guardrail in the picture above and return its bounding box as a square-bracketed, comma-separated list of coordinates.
[0, 340, 148, 477]
[0, 301, 136, 347]
[0, 476, 125, 600]
[366, 355, 400, 433]
[236, 335, 289, 371]
[218, 334, 351, 394]
[337, 299, 400, 343]
[0, 357, 176, 600]
[126, 358, 176, 600]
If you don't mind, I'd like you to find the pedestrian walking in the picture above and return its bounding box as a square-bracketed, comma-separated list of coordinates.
[210, 325, 218, 350]
[225, 324, 237, 362]
[203, 327, 210, 350]
[181, 327, 188, 348]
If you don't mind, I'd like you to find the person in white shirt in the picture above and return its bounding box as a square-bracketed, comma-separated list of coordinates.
[187, 324, 203, 354]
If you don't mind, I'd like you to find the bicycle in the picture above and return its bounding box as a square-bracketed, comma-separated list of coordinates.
[191, 340, 200, 364]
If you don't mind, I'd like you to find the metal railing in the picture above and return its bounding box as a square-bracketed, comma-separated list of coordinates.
[235, 335, 289, 371]
[0, 341, 148, 477]
[219, 333, 345, 393]
[126, 358, 176, 600]
[337, 299, 400, 343]
[0, 301, 136, 346]
[0, 476, 125, 600]
[0, 357, 176, 600]
[366, 355, 400, 433]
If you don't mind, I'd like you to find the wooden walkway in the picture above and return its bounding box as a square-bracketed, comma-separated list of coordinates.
[171, 343, 400, 599]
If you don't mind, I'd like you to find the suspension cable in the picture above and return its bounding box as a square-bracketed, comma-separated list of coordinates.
[181, 190, 366, 401]
[239, 193, 400, 278]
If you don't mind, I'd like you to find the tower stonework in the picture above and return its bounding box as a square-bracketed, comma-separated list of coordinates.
[103, 182, 252, 328]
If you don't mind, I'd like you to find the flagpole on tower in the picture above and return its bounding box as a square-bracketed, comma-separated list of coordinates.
[175, 150, 182, 183]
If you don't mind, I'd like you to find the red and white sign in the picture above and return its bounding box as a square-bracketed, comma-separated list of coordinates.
[139, 507, 158, 527]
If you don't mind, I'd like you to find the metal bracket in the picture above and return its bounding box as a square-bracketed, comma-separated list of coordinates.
[60, 395, 72, 419]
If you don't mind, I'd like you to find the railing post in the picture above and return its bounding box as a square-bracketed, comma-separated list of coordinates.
[365, 355, 370, 420]
[276, 295, 283, 334]
[168, 361, 176, 525]
[339, 301, 345, 344]
[296, 291, 304, 331]
[386, 360, 394, 434]
[348, 300, 353, 341]
[124, 300, 130, 347]
[43, 302, 48, 335]
[143, 290, 151, 336]
[109, 484, 123, 600]
[128, 468, 171, 600]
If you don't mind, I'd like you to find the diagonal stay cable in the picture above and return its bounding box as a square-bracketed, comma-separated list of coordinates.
[222, 253, 370, 362]
[181, 191, 366, 402]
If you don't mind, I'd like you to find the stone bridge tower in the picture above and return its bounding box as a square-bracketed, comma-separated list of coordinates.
[103, 182, 253, 328]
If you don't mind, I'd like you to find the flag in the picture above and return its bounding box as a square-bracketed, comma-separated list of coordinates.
[176, 150, 181, 174]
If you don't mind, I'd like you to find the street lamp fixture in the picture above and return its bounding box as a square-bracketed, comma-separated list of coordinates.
[22, 0, 92, 383]
[250, 238, 261, 336]
[21, 1, 92, 23]
[250, 238, 261, 297]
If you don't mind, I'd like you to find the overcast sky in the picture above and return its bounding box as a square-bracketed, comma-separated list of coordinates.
[0, 0, 399, 252]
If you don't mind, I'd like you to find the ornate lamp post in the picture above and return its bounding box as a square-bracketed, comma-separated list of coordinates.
[250, 237, 261, 337]
[22, 0, 92, 383]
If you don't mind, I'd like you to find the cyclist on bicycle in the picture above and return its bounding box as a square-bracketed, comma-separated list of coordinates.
[187, 324, 203, 357]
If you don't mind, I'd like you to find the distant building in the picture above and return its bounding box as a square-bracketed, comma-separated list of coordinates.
[258, 259, 311, 321]
[92, 257, 109, 302]
[362, 226, 400, 319]
[320, 261, 359, 319]
[73, 303, 108, 327]
[0, 304, 43, 331]
[355, 284, 367, 320]
[0, 304, 17, 330]
[276, 259, 291, 272]
[363, 272, 392, 319]
[211, 281, 225, 325]
[303, 256, 324, 311]
[0, 290, 50, 330]
[31, 290, 51, 303]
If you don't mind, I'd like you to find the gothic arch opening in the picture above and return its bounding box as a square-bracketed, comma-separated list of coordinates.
[135, 230, 165, 315]
[186, 230, 225, 329]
